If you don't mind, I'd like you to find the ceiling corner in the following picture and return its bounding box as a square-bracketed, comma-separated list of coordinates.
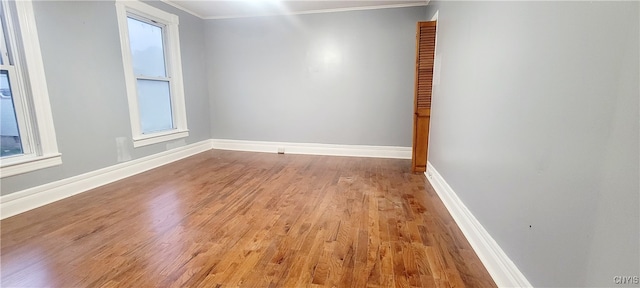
[160, 0, 206, 19]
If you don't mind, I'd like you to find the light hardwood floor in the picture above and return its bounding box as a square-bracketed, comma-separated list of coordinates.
[1, 150, 496, 287]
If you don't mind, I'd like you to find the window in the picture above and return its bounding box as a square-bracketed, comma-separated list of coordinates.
[0, 0, 61, 178]
[116, 0, 188, 148]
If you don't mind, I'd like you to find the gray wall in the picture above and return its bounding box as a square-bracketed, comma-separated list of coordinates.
[205, 7, 425, 146]
[0, 1, 211, 195]
[425, 1, 639, 287]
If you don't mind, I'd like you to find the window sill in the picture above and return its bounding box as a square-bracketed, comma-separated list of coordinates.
[0, 153, 62, 178]
[133, 129, 189, 148]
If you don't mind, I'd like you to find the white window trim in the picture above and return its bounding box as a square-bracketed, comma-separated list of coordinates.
[0, 0, 61, 178]
[115, 0, 189, 148]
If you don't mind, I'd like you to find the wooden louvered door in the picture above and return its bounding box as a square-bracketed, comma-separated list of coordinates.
[411, 21, 436, 173]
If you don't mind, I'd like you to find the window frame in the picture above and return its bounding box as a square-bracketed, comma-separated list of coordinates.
[115, 0, 188, 148]
[0, 0, 61, 178]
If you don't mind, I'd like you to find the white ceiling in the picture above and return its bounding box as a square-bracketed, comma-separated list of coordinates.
[162, 0, 428, 19]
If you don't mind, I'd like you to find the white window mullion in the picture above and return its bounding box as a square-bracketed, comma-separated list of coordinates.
[136, 75, 170, 82]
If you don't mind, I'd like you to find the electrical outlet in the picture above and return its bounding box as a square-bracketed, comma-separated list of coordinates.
[277, 147, 285, 154]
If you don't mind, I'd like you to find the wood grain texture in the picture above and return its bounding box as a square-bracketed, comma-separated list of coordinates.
[1, 150, 495, 287]
[412, 21, 437, 173]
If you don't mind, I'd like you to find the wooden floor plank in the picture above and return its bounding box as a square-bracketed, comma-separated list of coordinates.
[1, 150, 496, 287]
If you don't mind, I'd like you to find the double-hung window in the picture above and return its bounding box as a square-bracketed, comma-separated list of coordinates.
[0, 0, 61, 178]
[116, 0, 188, 148]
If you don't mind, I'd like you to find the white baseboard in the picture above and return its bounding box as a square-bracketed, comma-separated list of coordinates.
[425, 162, 532, 288]
[211, 139, 411, 159]
[0, 140, 213, 220]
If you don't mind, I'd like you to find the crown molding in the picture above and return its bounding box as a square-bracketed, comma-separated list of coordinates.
[160, 1, 429, 20]
[206, 2, 428, 20]
[159, 0, 206, 19]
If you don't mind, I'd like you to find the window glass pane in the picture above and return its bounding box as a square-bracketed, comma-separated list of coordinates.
[127, 17, 166, 77]
[137, 79, 173, 134]
[0, 70, 23, 157]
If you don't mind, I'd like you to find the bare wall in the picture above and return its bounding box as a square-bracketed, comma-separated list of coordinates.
[425, 1, 639, 287]
[0, 1, 211, 196]
[204, 7, 426, 147]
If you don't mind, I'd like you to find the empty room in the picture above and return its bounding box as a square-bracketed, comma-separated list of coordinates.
[0, 0, 638, 287]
